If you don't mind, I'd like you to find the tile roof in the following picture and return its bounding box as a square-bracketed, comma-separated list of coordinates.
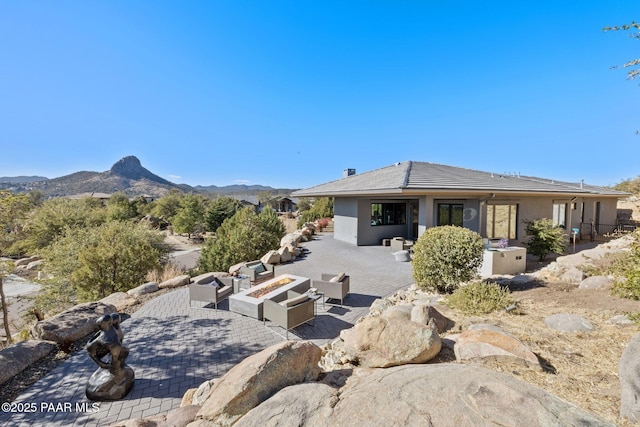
[292, 161, 627, 197]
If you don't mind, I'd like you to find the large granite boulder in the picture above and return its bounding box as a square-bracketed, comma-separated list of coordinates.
[544, 313, 594, 332]
[454, 326, 541, 370]
[333, 364, 614, 426]
[110, 405, 200, 427]
[0, 340, 58, 385]
[182, 379, 215, 407]
[280, 232, 302, 249]
[192, 340, 322, 426]
[410, 303, 451, 333]
[277, 246, 293, 263]
[159, 274, 190, 289]
[234, 383, 337, 427]
[127, 282, 159, 298]
[261, 250, 280, 265]
[228, 364, 614, 427]
[620, 333, 640, 423]
[578, 275, 613, 290]
[31, 302, 116, 345]
[339, 316, 441, 368]
[99, 292, 137, 311]
[379, 303, 413, 320]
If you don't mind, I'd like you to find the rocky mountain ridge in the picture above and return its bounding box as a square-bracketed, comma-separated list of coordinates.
[0, 156, 294, 198]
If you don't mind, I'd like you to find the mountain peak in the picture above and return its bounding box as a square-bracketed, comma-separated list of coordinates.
[109, 156, 144, 178]
[108, 155, 173, 186]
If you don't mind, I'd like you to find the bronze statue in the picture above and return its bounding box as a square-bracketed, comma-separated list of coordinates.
[85, 313, 134, 400]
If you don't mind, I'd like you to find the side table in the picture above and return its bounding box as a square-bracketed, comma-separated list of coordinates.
[233, 275, 251, 294]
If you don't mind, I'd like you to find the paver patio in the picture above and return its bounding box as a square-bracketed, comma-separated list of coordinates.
[0, 233, 414, 426]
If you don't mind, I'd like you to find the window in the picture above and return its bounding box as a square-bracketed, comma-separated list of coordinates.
[437, 204, 463, 227]
[371, 203, 406, 226]
[486, 204, 518, 239]
[552, 202, 567, 228]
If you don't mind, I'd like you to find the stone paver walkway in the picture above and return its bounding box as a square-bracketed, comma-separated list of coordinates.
[0, 234, 414, 426]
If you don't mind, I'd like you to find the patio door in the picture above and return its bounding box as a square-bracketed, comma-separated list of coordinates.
[410, 201, 419, 240]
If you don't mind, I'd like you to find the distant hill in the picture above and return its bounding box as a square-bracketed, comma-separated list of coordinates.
[193, 184, 291, 194]
[0, 176, 48, 183]
[0, 156, 296, 198]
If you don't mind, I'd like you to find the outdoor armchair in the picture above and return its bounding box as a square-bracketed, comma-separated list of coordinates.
[240, 260, 275, 285]
[263, 291, 315, 339]
[188, 276, 234, 310]
[313, 272, 350, 307]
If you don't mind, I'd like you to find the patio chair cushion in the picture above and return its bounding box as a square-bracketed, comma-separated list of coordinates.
[210, 277, 223, 287]
[280, 294, 309, 307]
[249, 263, 266, 273]
[330, 272, 346, 282]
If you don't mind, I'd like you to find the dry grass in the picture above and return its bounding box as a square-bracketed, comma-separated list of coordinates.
[145, 262, 187, 283]
[438, 295, 638, 426]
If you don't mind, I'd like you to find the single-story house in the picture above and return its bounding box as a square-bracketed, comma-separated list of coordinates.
[292, 161, 629, 246]
[273, 196, 298, 213]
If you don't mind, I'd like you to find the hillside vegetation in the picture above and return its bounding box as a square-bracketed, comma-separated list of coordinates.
[614, 176, 640, 195]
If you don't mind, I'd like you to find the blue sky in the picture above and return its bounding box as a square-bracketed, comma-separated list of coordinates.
[1, 1, 638, 189]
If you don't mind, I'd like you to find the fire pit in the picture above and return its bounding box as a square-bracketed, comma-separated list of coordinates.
[229, 274, 310, 320]
[246, 277, 293, 298]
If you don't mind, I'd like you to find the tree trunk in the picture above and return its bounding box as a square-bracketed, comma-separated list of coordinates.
[0, 276, 13, 345]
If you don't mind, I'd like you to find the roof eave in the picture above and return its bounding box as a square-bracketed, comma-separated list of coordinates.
[293, 187, 628, 198]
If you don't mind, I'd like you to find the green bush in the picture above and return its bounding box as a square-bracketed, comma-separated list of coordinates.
[611, 229, 640, 301]
[446, 281, 515, 315]
[199, 207, 285, 272]
[412, 225, 484, 293]
[205, 196, 243, 232]
[297, 197, 333, 228]
[524, 218, 567, 261]
[41, 220, 168, 302]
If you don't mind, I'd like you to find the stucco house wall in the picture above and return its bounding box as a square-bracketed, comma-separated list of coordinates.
[293, 161, 628, 247]
[332, 194, 621, 246]
[333, 198, 359, 245]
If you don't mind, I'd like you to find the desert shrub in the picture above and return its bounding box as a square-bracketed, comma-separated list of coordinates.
[32, 280, 78, 318]
[611, 276, 640, 300]
[21, 197, 106, 252]
[524, 218, 567, 261]
[610, 229, 640, 301]
[412, 226, 484, 293]
[199, 207, 285, 272]
[297, 197, 333, 228]
[580, 251, 632, 277]
[41, 220, 168, 301]
[628, 312, 640, 327]
[445, 281, 515, 315]
[105, 192, 139, 221]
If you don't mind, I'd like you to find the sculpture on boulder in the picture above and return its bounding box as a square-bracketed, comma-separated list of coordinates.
[85, 314, 135, 400]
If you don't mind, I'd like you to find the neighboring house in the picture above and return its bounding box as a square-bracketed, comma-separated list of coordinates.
[66, 192, 112, 203]
[273, 196, 298, 212]
[292, 161, 629, 246]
